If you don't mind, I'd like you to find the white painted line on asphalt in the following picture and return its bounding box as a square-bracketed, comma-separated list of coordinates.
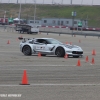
[0, 65, 76, 67]
[0, 84, 99, 87]
[31, 83, 100, 86]
[0, 51, 19, 52]
[0, 51, 93, 53]
[0, 64, 99, 69]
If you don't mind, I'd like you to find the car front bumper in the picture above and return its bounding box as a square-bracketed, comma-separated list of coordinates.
[66, 51, 83, 56]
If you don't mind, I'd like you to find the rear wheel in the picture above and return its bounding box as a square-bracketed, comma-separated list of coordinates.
[55, 47, 65, 57]
[22, 45, 32, 56]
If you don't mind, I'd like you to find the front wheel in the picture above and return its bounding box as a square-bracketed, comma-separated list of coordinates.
[55, 47, 65, 57]
[22, 45, 32, 56]
[41, 54, 46, 56]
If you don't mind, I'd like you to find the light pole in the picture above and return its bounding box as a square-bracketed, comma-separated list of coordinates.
[0, 10, 9, 24]
[71, 11, 76, 34]
[33, 0, 36, 25]
[43, 0, 44, 4]
[92, 0, 93, 6]
[17, 0, 18, 4]
[61, 0, 63, 5]
[52, 0, 54, 4]
[3, 11, 6, 24]
[18, 0, 21, 24]
[25, 0, 26, 4]
[81, 0, 83, 5]
[80, 19, 83, 33]
[70, 0, 72, 5]
[8, 0, 10, 3]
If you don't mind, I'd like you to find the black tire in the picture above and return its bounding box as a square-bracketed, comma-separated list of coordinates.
[55, 47, 65, 57]
[22, 45, 32, 56]
[41, 54, 46, 56]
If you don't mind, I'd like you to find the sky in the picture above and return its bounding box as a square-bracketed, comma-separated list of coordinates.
[0, 0, 100, 5]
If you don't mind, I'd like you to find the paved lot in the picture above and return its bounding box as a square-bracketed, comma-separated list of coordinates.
[0, 29, 100, 100]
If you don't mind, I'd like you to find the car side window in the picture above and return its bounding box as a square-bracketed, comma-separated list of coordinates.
[36, 39, 47, 44]
[42, 41, 46, 44]
[29, 40, 34, 44]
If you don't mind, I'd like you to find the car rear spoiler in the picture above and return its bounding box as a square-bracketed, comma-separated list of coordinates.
[18, 37, 34, 41]
[18, 37, 23, 40]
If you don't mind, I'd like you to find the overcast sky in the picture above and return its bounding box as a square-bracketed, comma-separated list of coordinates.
[1, 0, 100, 5]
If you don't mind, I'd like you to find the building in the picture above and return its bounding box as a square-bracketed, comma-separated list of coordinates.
[22, 18, 88, 28]
[0, 17, 8, 25]
[41, 18, 88, 28]
[27, 19, 41, 27]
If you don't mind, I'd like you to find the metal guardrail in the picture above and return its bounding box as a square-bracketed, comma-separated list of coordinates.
[39, 27, 100, 38]
[0, 25, 16, 32]
[40, 31, 100, 38]
[0, 25, 100, 38]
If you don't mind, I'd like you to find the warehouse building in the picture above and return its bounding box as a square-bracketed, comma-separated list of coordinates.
[27, 18, 88, 28]
[41, 18, 88, 28]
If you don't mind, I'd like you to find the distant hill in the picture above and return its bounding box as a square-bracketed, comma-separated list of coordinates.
[0, 3, 100, 27]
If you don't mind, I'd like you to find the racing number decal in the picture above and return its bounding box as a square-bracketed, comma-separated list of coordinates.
[36, 46, 45, 50]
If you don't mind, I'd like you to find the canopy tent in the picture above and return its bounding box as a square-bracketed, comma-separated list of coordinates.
[13, 18, 20, 21]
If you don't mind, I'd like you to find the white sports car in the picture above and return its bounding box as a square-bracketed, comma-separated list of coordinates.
[19, 37, 83, 58]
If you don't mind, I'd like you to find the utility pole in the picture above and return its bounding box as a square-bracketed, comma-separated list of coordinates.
[8, 0, 10, 3]
[25, 0, 26, 4]
[92, 0, 93, 6]
[43, 0, 44, 4]
[71, 11, 76, 34]
[52, 0, 54, 4]
[70, 0, 72, 5]
[0, 0, 2, 3]
[33, 0, 36, 25]
[18, 0, 21, 24]
[61, 0, 63, 5]
[81, 0, 83, 5]
[3, 11, 6, 23]
[86, 15, 88, 27]
[17, 0, 18, 4]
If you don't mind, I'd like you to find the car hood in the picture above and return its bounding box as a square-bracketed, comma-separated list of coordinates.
[62, 44, 83, 51]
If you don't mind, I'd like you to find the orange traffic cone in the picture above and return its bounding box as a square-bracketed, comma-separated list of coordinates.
[77, 59, 81, 67]
[20, 70, 30, 85]
[85, 56, 89, 63]
[92, 49, 96, 55]
[7, 40, 10, 44]
[66, 42, 68, 44]
[20, 35, 23, 38]
[64, 54, 68, 59]
[91, 57, 95, 64]
[79, 40, 81, 43]
[70, 42, 72, 45]
[38, 52, 41, 57]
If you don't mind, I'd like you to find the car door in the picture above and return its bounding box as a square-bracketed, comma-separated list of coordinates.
[33, 39, 50, 53]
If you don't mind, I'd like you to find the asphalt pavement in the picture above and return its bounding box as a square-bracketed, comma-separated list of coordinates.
[0, 28, 100, 100]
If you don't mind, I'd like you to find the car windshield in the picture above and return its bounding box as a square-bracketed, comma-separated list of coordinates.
[47, 39, 62, 44]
